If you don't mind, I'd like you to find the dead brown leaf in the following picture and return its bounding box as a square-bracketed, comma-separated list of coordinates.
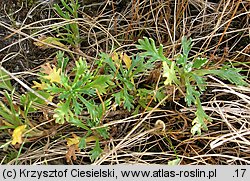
[65, 144, 80, 163]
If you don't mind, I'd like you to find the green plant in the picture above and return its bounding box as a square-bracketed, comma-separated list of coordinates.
[137, 36, 247, 135]
[0, 67, 53, 129]
[1, 35, 247, 162]
[0, 69, 13, 91]
[0, 90, 22, 129]
[3, 151, 18, 164]
[54, 0, 81, 48]
[33, 51, 113, 160]
[0, 80, 45, 131]
[98, 51, 155, 112]
[0, 71, 50, 148]
[31, 49, 157, 161]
